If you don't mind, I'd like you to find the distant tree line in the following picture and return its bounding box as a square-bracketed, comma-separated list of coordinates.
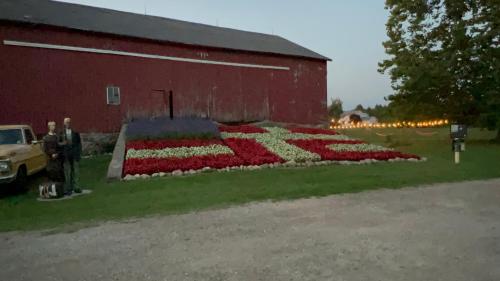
[327, 98, 417, 123]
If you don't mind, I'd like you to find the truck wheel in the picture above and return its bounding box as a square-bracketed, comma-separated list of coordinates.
[14, 166, 28, 191]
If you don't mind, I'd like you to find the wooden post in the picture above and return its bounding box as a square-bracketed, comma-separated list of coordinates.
[454, 151, 460, 164]
[169, 90, 174, 120]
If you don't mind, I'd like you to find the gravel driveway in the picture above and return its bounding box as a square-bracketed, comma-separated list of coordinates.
[1, 179, 500, 281]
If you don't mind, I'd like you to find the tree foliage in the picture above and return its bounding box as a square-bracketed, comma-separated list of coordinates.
[354, 104, 365, 111]
[328, 98, 344, 119]
[379, 0, 500, 139]
[365, 104, 398, 122]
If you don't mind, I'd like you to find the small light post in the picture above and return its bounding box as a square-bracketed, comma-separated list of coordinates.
[450, 124, 467, 164]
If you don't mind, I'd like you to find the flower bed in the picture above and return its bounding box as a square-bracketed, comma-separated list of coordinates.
[262, 127, 350, 141]
[122, 125, 423, 179]
[218, 125, 268, 133]
[287, 127, 338, 135]
[254, 135, 321, 162]
[124, 154, 244, 175]
[224, 138, 283, 165]
[126, 144, 233, 159]
[127, 117, 220, 140]
[287, 139, 420, 161]
[328, 143, 392, 152]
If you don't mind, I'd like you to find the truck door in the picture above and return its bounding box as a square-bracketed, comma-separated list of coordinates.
[23, 128, 46, 174]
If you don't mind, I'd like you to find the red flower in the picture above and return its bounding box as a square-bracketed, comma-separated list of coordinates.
[224, 138, 283, 165]
[123, 154, 245, 175]
[218, 125, 268, 133]
[287, 127, 338, 135]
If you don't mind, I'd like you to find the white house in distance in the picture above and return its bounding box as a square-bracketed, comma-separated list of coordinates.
[338, 110, 378, 125]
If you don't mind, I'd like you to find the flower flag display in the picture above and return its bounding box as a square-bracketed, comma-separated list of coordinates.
[123, 125, 422, 179]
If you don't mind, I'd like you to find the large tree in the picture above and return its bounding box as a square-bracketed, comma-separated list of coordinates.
[379, 0, 500, 140]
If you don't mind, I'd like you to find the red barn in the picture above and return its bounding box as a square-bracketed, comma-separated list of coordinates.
[0, 0, 330, 134]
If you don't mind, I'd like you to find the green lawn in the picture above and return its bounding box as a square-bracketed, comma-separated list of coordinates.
[1, 127, 499, 232]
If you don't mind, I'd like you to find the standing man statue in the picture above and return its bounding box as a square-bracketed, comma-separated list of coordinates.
[60, 117, 82, 195]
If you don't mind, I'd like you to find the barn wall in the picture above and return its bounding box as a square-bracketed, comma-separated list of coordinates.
[0, 23, 327, 134]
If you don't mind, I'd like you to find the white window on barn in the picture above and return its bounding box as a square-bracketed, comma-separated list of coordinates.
[106, 86, 121, 105]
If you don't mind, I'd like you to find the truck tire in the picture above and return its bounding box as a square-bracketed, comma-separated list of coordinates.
[14, 166, 28, 191]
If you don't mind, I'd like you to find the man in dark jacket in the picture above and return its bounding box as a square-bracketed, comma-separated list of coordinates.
[60, 117, 82, 195]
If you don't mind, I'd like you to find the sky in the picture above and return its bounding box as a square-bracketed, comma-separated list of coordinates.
[60, 0, 392, 110]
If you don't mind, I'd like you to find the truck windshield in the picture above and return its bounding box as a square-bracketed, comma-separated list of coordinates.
[0, 129, 24, 145]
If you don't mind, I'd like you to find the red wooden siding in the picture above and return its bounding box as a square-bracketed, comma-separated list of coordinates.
[0, 23, 327, 134]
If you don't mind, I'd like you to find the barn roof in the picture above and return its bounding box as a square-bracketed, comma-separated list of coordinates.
[0, 0, 331, 61]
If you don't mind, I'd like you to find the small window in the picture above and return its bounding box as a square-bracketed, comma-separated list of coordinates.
[23, 128, 34, 144]
[106, 86, 121, 105]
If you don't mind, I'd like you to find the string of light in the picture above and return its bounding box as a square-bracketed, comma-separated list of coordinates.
[330, 119, 449, 130]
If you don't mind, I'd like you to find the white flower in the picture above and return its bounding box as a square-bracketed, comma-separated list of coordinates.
[327, 143, 393, 152]
[262, 127, 291, 135]
[126, 144, 234, 159]
[255, 134, 321, 162]
[284, 133, 352, 140]
[220, 132, 263, 139]
[222, 128, 354, 141]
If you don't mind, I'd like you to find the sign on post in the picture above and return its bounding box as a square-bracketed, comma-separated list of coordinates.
[450, 124, 467, 164]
